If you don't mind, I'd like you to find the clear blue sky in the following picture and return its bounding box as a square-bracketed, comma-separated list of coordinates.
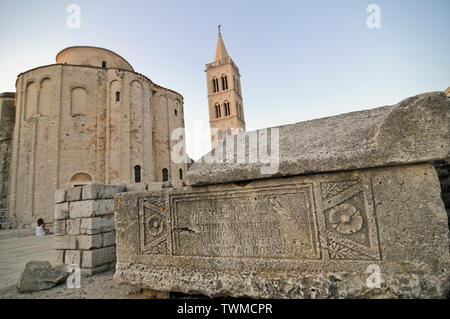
[1, 0, 449, 159]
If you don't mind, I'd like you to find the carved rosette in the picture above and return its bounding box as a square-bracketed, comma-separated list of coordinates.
[320, 178, 381, 260]
[139, 196, 170, 254]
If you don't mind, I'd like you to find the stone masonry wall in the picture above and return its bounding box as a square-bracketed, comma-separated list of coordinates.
[53, 184, 126, 276]
[0, 93, 15, 228]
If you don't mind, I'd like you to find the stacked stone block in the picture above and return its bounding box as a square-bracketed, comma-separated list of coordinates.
[53, 184, 126, 276]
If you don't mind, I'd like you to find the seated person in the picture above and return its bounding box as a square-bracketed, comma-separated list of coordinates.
[36, 218, 50, 236]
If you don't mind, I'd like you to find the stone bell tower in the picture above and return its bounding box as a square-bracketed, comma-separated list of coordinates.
[205, 26, 246, 148]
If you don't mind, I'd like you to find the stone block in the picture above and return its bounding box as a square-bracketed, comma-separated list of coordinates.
[53, 250, 65, 265]
[77, 234, 103, 250]
[82, 184, 127, 200]
[81, 262, 115, 277]
[54, 236, 76, 250]
[81, 246, 116, 268]
[65, 250, 81, 266]
[53, 219, 66, 236]
[54, 202, 69, 220]
[55, 189, 67, 204]
[80, 215, 115, 235]
[66, 219, 81, 235]
[126, 183, 148, 192]
[114, 163, 450, 298]
[186, 92, 450, 186]
[102, 231, 116, 247]
[147, 182, 170, 191]
[69, 199, 115, 219]
[66, 187, 82, 202]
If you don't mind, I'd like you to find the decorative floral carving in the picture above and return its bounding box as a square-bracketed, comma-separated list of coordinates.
[329, 204, 363, 234]
[327, 239, 367, 260]
[148, 214, 164, 236]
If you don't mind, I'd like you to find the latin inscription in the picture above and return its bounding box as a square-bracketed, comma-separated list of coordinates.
[170, 185, 321, 259]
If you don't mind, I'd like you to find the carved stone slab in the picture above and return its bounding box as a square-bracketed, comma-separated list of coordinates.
[186, 92, 450, 186]
[114, 164, 449, 298]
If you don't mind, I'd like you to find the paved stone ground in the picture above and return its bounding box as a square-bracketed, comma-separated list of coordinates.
[0, 229, 204, 299]
[0, 229, 157, 299]
[0, 269, 146, 299]
[0, 229, 54, 289]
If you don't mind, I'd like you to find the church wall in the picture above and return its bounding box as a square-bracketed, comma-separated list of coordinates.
[0, 93, 15, 227]
[8, 60, 185, 228]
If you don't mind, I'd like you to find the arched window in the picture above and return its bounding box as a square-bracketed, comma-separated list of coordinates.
[162, 168, 168, 182]
[215, 103, 221, 118]
[102, 61, 106, 68]
[134, 165, 141, 183]
[217, 130, 222, 141]
[115, 91, 120, 102]
[224, 102, 230, 116]
[212, 78, 219, 93]
[174, 109, 178, 116]
[179, 168, 183, 180]
[221, 75, 228, 90]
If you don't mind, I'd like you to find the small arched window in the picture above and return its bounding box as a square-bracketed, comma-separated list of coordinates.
[224, 102, 230, 116]
[162, 168, 169, 182]
[179, 168, 183, 180]
[215, 104, 221, 118]
[174, 109, 178, 116]
[115, 91, 120, 102]
[212, 78, 219, 93]
[102, 61, 106, 68]
[134, 165, 141, 183]
[221, 75, 228, 90]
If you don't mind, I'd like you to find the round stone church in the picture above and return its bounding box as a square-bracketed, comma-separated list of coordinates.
[6, 46, 187, 227]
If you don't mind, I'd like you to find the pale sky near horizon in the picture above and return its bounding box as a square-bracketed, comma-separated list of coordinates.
[0, 0, 449, 160]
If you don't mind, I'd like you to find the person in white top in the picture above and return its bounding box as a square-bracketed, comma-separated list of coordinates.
[36, 218, 49, 236]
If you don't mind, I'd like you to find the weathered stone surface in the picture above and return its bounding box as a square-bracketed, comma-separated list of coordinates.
[53, 250, 65, 265]
[126, 183, 148, 192]
[16, 261, 68, 292]
[54, 235, 76, 250]
[82, 246, 116, 268]
[66, 219, 80, 235]
[187, 92, 450, 186]
[54, 202, 69, 220]
[115, 163, 449, 298]
[69, 199, 115, 218]
[53, 219, 66, 236]
[80, 215, 114, 235]
[65, 250, 81, 265]
[102, 231, 116, 247]
[82, 184, 127, 200]
[77, 234, 103, 250]
[66, 187, 82, 202]
[55, 189, 67, 204]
